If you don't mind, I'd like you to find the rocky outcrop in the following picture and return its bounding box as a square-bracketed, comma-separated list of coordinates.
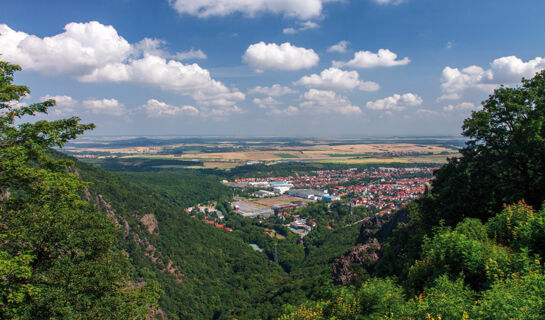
[95, 194, 131, 239]
[332, 238, 382, 285]
[134, 233, 183, 283]
[147, 307, 168, 320]
[332, 209, 410, 285]
[165, 260, 183, 283]
[139, 213, 159, 235]
[357, 209, 409, 245]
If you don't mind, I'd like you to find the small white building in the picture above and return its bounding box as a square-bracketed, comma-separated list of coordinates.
[273, 186, 291, 194]
[255, 190, 276, 198]
[247, 181, 270, 188]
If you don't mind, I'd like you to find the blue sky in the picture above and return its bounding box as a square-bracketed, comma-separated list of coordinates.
[1, 0, 545, 137]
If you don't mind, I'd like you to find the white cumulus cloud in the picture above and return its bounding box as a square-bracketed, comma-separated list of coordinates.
[41, 95, 78, 115]
[82, 98, 127, 116]
[192, 89, 246, 107]
[442, 102, 477, 112]
[283, 21, 319, 34]
[168, 0, 338, 19]
[0, 22, 242, 106]
[253, 97, 282, 109]
[327, 41, 350, 53]
[267, 106, 300, 116]
[243, 42, 319, 71]
[300, 89, 362, 115]
[42, 95, 77, 107]
[139, 99, 200, 117]
[440, 56, 545, 100]
[366, 93, 423, 111]
[175, 49, 207, 60]
[139, 99, 244, 119]
[0, 22, 131, 76]
[440, 65, 494, 98]
[248, 84, 296, 96]
[333, 49, 410, 68]
[295, 67, 379, 91]
[203, 105, 245, 118]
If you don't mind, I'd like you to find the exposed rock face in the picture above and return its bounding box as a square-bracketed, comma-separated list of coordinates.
[332, 238, 381, 285]
[139, 213, 159, 235]
[147, 307, 168, 320]
[91, 193, 181, 281]
[95, 194, 130, 239]
[165, 260, 183, 283]
[0, 188, 10, 201]
[332, 209, 410, 285]
[134, 233, 184, 283]
[356, 209, 409, 245]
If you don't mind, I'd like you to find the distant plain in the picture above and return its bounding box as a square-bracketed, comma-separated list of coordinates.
[64, 136, 464, 168]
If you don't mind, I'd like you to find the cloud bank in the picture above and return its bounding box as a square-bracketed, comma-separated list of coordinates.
[0, 22, 243, 107]
[440, 56, 545, 100]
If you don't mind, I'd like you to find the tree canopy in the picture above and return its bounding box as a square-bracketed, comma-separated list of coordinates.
[0, 61, 159, 318]
[431, 71, 545, 225]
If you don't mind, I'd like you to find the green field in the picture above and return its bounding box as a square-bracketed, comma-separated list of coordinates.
[275, 153, 299, 158]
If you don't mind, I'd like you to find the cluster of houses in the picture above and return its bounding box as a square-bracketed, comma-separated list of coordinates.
[229, 166, 437, 216]
[184, 206, 233, 232]
[332, 176, 432, 214]
[232, 167, 436, 190]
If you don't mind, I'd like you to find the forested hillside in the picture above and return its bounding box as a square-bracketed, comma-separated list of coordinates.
[78, 162, 374, 319]
[74, 160, 287, 319]
[0, 62, 160, 319]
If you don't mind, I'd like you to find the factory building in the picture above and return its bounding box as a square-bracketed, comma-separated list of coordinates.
[288, 189, 329, 201]
[232, 201, 273, 218]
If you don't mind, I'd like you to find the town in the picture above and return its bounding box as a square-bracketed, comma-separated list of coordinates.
[232, 166, 436, 212]
[187, 166, 437, 238]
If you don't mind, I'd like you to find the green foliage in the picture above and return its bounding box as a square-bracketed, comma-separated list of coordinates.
[431, 71, 545, 225]
[355, 278, 406, 319]
[118, 170, 231, 208]
[405, 275, 474, 320]
[475, 267, 545, 320]
[487, 201, 545, 257]
[279, 278, 405, 320]
[407, 218, 512, 291]
[0, 61, 159, 318]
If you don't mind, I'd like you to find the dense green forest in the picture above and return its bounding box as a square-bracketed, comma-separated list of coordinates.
[74, 159, 288, 319]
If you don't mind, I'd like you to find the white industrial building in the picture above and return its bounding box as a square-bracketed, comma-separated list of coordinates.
[288, 189, 329, 200]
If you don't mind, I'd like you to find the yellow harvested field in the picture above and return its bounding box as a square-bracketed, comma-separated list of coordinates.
[179, 143, 454, 161]
[328, 143, 448, 153]
[320, 154, 453, 164]
[182, 151, 281, 161]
